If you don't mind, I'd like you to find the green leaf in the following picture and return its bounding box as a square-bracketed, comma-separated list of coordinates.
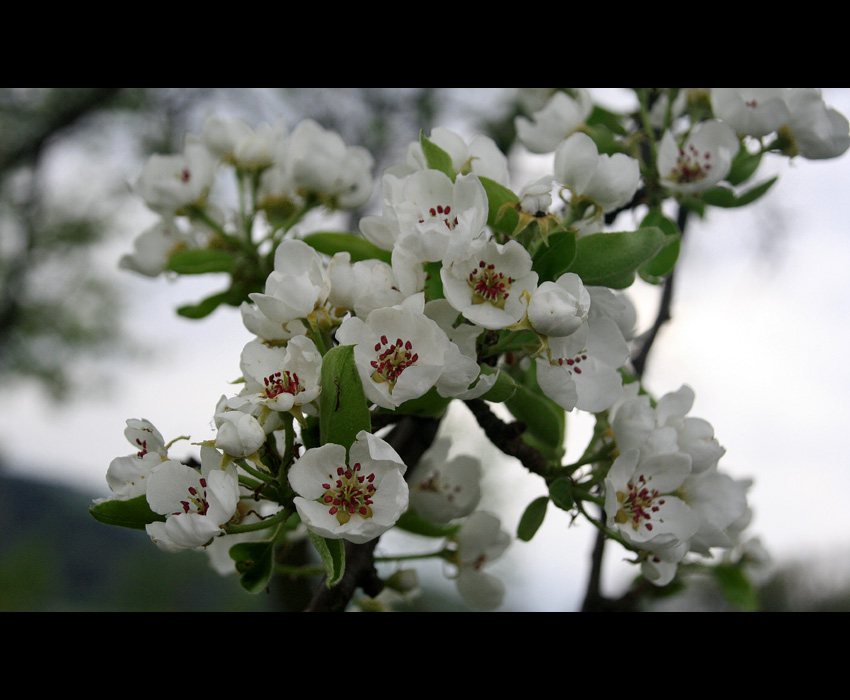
[548, 478, 575, 512]
[701, 177, 778, 209]
[424, 261, 445, 302]
[713, 563, 760, 612]
[517, 497, 549, 542]
[390, 386, 453, 419]
[727, 146, 763, 186]
[568, 227, 666, 289]
[89, 495, 165, 531]
[176, 291, 230, 320]
[505, 363, 565, 450]
[395, 509, 461, 539]
[320, 345, 372, 454]
[638, 211, 681, 284]
[420, 131, 456, 181]
[168, 248, 236, 275]
[309, 531, 346, 588]
[301, 232, 392, 265]
[476, 366, 517, 404]
[532, 229, 578, 283]
[479, 176, 520, 234]
[230, 541, 274, 595]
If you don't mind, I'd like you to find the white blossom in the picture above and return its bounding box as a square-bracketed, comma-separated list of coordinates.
[658, 120, 740, 194]
[441, 238, 538, 331]
[515, 90, 594, 154]
[335, 295, 480, 410]
[288, 431, 408, 544]
[145, 446, 240, 554]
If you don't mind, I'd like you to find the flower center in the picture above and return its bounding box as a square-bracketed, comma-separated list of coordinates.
[176, 478, 210, 516]
[418, 203, 459, 230]
[370, 335, 419, 390]
[416, 470, 462, 504]
[615, 474, 666, 532]
[669, 144, 712, 184]
[136, 439, 149, 458]
[554, 350, 589, 375]
[468, 261, 514, 309]
[321, 463, 377, 525]
[264, 371, 303, 400]
[180, 168, 192, 184]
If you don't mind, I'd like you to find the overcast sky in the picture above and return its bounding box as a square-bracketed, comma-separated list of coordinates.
[3, 88, 849, 611]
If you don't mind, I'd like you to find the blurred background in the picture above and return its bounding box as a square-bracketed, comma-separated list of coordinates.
[1, 87, 848, 611]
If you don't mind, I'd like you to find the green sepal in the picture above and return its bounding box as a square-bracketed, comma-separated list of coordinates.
[517, 496, 549, 543]
[168, 248, 237, 275]
[701, 177, 778, 209]
[395, 509, 462, 539]
[89, 495, 165, 531]
[319, 345, 372, 455]
[300, 232, 392, 265]
[567, 226, 666, 289]
[176, 291, 230, 319]
[309, 531, 346, 588]
[532, 229, 578, 283]
[548, 478, 575, 512]
[420, 131, 456, 181]
[230, 540, 275, 595]
[479, 176, 520, 235]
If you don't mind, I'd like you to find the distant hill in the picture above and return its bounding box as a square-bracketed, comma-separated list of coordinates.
[0, 470, 274, 612]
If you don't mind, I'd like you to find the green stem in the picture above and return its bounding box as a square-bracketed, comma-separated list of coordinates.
[225, 508, 291, 535]
[375, 549, 451, 564]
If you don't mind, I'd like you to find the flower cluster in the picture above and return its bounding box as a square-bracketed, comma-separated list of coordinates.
[93, 88, 849, 611]
[605, 386, 750, 585]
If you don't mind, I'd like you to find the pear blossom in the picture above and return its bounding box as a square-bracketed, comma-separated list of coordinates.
[288, 431, 408, 544]
[134, 137, 217, 216]
[658, 120, 740, 194]
[327, 252, 405, 319]
[402, 127, 511, 186]
[782, 88, 850, 160]
[454, 511, 511, 610]
[711, 88, 791, 138]
[105, 419, 170, 500]
[119, 219, 202, 278]
[214, 411, 266, 458]
[360, 170, 489, 262]
[240, 302, 308, 344]
[554, 132, 641, 214]
[526, 272, 590, 338]
[248, 239, 331, 326]
[200, 115, 287, 170]
[227, 336, 322, 417]
[288, 119, 375, 209]
[441, 238, 538, 331]
[680, 468, 749, 555]
[612, 385, 725, 475]
[536, 316, 629, 413]
[604, 448, 699, 556]
[517, 176, 555, 218]
[145, 446, 240, 554]
[335, 294, 480, 410]
[515, 89, 595, 154]
[408, 439, 482, 524]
